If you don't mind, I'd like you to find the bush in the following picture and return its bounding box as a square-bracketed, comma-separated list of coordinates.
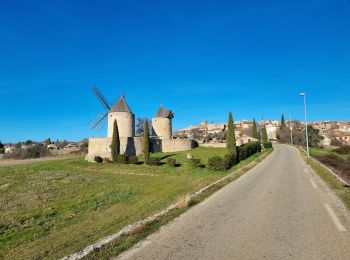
[103, 158, 112, 163]
[238, 145, 247, 161]
[166, 158, 176, 167]
[148, 157, 160, 166]
[188, 158, 201, 168]
[94, 156, 103, 163]
[263, 142, 273, 149]
[223, 154, 236, 170]
[238, 141, 261, 162]
[0, 148, 4, 154]
[22, 144, 49, 159]
[127, 155, 139, 164]
[333, 145, 350, 155]
[116, 154, 127, 164]
[207, 156, 225, 171]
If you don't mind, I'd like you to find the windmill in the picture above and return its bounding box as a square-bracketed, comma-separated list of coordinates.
[89, 86, 119, 130]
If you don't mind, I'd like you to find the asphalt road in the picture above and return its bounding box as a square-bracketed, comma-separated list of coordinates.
[118, 144, 350, 260]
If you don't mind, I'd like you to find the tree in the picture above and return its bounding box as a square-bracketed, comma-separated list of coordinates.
[226, 112, 237, 157]
[262, 127, 268, 143]
[277, 124, 323, 147]
[25, 140, 32, 145]
[110, 119, 120, 162]
[306, 125, 324, 147]
[136, 117, 152, 135]
[144, 120, 150, 165]
[252, 118, 258, 139]
[44, 138, 51, 145]
[0, 141, 4, 149]
[280, 114, 286, 129]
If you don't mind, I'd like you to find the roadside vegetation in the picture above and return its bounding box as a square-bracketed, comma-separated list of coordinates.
[301, 148, 350, 210]
[309, 146, 350, 184]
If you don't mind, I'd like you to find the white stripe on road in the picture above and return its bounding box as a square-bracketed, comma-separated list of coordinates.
[324, 204, 347, 232]
[310, 179, 318, 189]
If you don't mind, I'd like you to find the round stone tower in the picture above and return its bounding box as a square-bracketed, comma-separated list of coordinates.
[107, 96, 135, 138]
[152, 105, 174, 140]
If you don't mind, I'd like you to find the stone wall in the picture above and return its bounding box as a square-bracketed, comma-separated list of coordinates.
[86, 137, 195, 162]
[162, 139, 196, 152]
[86, 137, 143, 161]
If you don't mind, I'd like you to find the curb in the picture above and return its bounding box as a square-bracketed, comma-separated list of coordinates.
[62, 150, 272, 260]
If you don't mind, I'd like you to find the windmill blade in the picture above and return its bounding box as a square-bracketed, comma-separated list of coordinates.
[92, 86, 111, 110]
[95, 117, 108, 131]
[90, 112, 108, 129]
[88, 111, 106, 128]
[110, 96, 119, 106]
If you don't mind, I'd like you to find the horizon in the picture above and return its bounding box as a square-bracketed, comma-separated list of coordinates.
[1, 0, 350, 143]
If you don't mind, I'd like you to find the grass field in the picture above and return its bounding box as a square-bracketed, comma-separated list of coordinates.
[0, 147, 265, 259]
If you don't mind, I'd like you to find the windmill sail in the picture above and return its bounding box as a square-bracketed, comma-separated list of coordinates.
[92, 86, 110, 110]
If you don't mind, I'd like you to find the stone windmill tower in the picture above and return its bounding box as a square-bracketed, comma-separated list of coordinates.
[152, 105, 174, 139]
[107, 95, 135, 138]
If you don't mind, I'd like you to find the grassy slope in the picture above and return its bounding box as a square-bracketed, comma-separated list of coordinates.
[300, 149, 350, 210]
[0, 147, 236, 259]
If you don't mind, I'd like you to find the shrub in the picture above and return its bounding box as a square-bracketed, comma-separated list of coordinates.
[333, 145, 350, 155]
[238, 145, 247, 161]
[148, 157, 160, 166]
[103, 158, 112, 163]
[94, 156, 103, 163]
[127, 155, 139, 164]
[166, 158, 176, 167]
[263, 142, 273, 149]
[115, 154, 127, 164]
[207, 156, 225, 171]
[0, 148, 5, 154]
[21, 144, 49, 159]
[223, 154, 236, 170]
[188, 158, 201, 168]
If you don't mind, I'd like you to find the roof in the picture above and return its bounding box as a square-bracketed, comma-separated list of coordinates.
[109, 96, 133, 113]
[155, 105, 174, 118]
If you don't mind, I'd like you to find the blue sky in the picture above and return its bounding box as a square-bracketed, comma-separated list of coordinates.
[1, 0, 349, 143]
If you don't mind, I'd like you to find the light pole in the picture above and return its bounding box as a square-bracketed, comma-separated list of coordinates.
[300, 93, 309, 157]
[289, 114, 293, 145]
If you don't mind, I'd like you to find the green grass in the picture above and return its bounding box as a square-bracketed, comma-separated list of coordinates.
[309, 146, 348, 160]
[300, 150, 350, 210]
[0, 147, 267, 259]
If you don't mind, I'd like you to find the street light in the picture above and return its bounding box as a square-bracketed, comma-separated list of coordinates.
[300, 92, 310, 157]
[289, 114, 293, 145]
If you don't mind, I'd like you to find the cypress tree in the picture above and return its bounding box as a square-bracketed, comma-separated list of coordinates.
[281, 114, 286, 128]
[252, 118, 258, 139]
[144, 120, 150, 165]
[110, 119, 120, 162]
[262, 127, 268, 143]
[226, 112, 237, 157]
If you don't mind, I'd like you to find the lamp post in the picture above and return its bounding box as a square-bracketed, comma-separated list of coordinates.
[300, 93, 309, 157]
[289, 114, 293, 145]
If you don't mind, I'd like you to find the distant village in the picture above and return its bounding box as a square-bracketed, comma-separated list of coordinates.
[173, 119, 350, 147]
[1, 118, 349, 160]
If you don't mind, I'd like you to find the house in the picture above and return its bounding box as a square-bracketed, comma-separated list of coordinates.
[333, 133, 350, 144]
[47, 144, 58, 150]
